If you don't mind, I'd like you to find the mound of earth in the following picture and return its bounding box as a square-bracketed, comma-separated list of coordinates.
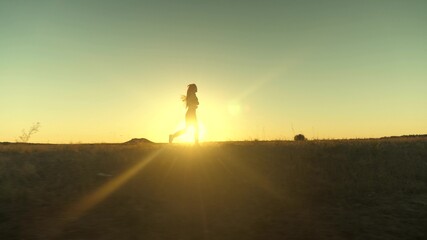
[123, 138, 154, 144]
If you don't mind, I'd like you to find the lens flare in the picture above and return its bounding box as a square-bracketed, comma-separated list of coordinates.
[227, 102, 241, 116]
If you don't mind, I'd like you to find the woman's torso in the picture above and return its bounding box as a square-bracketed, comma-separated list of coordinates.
[187, 94, 199, 110]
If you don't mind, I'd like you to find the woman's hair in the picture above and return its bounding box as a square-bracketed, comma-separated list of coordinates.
[181, 84, 197, 105]
[187, 84, 197, 96]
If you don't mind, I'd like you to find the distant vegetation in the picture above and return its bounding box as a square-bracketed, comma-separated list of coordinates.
[16, 122, 40, 143]
[294, 134, 306, 141]
[380, 134, 427, 139]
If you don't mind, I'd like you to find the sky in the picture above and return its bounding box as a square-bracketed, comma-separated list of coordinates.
[1, 0, 426, 143]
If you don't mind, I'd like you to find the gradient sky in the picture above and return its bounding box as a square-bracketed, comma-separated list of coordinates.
[1, 0, 426, 143]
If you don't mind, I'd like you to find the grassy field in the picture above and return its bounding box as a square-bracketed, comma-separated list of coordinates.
[1, 138, 426, 240]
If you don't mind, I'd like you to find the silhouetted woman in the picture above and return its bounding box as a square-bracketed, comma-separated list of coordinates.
[169, 84, 199, 144]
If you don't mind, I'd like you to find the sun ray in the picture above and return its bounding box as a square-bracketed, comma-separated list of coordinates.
[63, 148, 164, 221]
[38, 147, 165, 238]
[161, 155, 178, 182]
[196, 180, 209, 238]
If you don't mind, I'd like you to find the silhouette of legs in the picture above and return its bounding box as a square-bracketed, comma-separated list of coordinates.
[170, 109, 199, 144]
[194, 125, 199, 144]
[170, 128, 186, 143]
[169, 124, 199, 144]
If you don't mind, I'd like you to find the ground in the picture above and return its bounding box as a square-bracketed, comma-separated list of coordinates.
[1, 138, 426, 239]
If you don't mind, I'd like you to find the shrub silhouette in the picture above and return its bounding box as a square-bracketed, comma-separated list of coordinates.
[294, 134, 306, 141]
[16, 122, 40, 143]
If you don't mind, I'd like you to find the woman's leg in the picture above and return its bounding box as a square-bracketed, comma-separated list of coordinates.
[194, 123, 199, 144]
[170, 127, 187, 143]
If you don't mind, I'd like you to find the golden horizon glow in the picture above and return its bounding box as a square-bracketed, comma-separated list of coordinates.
[1, 1, 426, 143]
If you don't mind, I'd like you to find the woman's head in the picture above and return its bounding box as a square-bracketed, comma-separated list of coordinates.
[182, 83, 198, 107]
[187, 84, 197, 95]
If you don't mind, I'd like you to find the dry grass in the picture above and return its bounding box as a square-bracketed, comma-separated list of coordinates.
[1, 138, 426, 239]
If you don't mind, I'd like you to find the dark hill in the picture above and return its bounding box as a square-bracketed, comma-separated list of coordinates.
[123, 138, 154, 144]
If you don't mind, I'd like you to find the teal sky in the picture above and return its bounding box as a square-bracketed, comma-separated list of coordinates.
[1, 0, 426, 143]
